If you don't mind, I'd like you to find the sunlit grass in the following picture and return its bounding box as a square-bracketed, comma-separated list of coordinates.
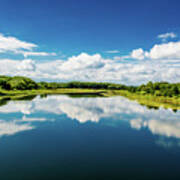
[104, 90, 180, 110]
[0, 89, 179, 110]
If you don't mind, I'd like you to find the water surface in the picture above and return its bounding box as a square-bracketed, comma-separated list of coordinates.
[0, 95, 180, 180]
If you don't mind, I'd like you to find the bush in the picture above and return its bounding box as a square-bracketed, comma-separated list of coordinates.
[5, 76, 38, 90]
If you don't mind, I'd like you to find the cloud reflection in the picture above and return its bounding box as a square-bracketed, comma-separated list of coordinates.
[0, 95, 179, 140]
[0, 120, 34, 137]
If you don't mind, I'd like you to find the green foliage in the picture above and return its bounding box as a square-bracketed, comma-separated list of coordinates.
[136, 81, 180, 97]
[0, 76, 37, 90]
[0, 75, 179, 98]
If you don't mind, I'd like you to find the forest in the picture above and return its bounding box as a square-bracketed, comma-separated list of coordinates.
[0, 75, 179, 97]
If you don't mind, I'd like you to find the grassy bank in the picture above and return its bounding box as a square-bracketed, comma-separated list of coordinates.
[104, 90, 180, 111]
[0, 89, 105, 100]
[0, 88, 179, 110]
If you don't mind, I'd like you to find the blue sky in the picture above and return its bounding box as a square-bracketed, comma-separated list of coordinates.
[0, 0, 180, 84]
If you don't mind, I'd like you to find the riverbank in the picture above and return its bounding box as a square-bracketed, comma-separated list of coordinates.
[103, 90, 180, 111]
[0, 89, 179, 110]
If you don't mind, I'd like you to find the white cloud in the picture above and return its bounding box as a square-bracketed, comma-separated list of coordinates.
[59, 53, 105, 71]
[0, 33, 37, 53]
[128, 41, 180, 60]
[131, 48, 145, 60]
[0, 33, 56, 58]
[18, 51, 57, 58]
[105, 50, 120, 54]
[0, 51, 179, 84]
[146, 41, 180, 59]
[158, 32, 177, 41]
[17, 59, 36, 71]
[0, 31, 179, 84]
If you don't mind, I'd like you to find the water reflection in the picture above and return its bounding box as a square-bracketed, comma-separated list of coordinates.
[0, 95, 179, 143]
[0, 120, 34, 137]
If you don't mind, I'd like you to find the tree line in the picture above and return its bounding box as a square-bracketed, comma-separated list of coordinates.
[0, 75, 179, 97]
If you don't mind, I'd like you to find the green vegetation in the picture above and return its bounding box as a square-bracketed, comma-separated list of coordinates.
[0, 75, 179, 97]
[0, 75, 179, 110]
[0, 76, 38, 90]
[104, 90, 180, 111]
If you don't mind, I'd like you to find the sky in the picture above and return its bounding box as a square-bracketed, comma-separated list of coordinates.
[0, 0, 180, 84]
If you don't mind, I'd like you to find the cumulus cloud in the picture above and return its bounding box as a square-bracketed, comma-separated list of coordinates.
[157, 32, 177, 41]
[41, 53, 179, 84]
[0, 31, 179, 84]
[131, 48, 145, 60]
[59, 53, 105, 71]
[146, 41, 180, 59]
[17, 59, 36, 71]
[0, 52, 179, 84]
[129, 41, 180, 61]
[0, 59, 38, 78]
[0, 33, 56, 57]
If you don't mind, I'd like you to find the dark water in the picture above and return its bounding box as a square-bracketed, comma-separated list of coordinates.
[0, 95, 180, 180]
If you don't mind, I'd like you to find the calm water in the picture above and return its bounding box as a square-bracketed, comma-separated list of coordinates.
[0, 95, 180, 180]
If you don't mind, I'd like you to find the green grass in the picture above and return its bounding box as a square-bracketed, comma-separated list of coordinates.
[104, 90, 180, 111]
[0, 89, 179, 110]
[0, 89, 105, 100]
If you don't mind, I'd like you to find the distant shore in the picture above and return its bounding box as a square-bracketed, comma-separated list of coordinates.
[0, 75, 179, 110]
